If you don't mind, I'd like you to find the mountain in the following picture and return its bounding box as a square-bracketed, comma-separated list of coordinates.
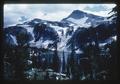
[4, 26, 33, 47]
[4, 10, 116, 52]
[3, 9, 117, 80]
[23, 18, 70, 28]
[62, 10, 107, 27]
[67, 22, 117, 50]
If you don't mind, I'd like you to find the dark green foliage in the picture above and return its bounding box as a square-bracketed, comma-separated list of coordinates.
[62, 51, 66, 73]
[3, 2, 118, 80]
[33, 23, 59, 42]
[52, 42, 60, 72]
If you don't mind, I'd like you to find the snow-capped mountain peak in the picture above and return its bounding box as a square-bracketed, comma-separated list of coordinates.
[67, 10, 87, 19]
[61, 10, 107, 27]
[4, 9, 115, 52]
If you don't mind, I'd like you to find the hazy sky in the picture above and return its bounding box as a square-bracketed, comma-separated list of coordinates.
[4, 4, 116, 27]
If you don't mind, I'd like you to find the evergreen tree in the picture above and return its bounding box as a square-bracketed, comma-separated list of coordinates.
[105, 41, 117, 79]
[37, 51, 42, 69]
[106, 1, 119, 79]
[66, 55, 71, 78]
[11, 31, 30, 80]
[14, 45, 29, 80]
[62, 51, 66, 73]
[31, 51, 37, 68]
[52, 41, 60, 72]
[69, 37, 80, 79]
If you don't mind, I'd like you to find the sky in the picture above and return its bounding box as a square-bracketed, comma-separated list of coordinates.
[4, 4, 116, 27]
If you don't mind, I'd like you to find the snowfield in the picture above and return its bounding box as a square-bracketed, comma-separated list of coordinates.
[67, 16, 91, 28]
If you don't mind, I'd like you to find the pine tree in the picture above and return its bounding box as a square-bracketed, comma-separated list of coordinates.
[52, 41, 60, 72]
[69, 37, 79, 79]
[105, 1, 119, 79]
[62, 51, 66, 73]
[12, 31, 30, 80]
[14, 45, 29, 80]
[66, 55, 71, 78]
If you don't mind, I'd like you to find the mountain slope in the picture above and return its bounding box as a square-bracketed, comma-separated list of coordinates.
[4, 10, 116, 51]
[61, 10, 107, 27]
[67, 22, 117, 49]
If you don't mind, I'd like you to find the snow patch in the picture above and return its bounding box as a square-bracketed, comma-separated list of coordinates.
[18, 25, 35, 41]
[99, 35, 117, 47]
[112, 35, 117, 41]
[75, 49, 83, 54]
[50, 24, 68, 36]
[99, 43, 107, 47]
[29, 37, 54, 49]
[50, 24, 73, 51]
[10, 34, 18, 45]
[67, 16, 91, 28]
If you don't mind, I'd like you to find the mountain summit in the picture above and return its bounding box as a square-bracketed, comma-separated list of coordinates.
[64, 10, 88, 19]
[4, 9, 114, 50]
[61, 10, 107, 27]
